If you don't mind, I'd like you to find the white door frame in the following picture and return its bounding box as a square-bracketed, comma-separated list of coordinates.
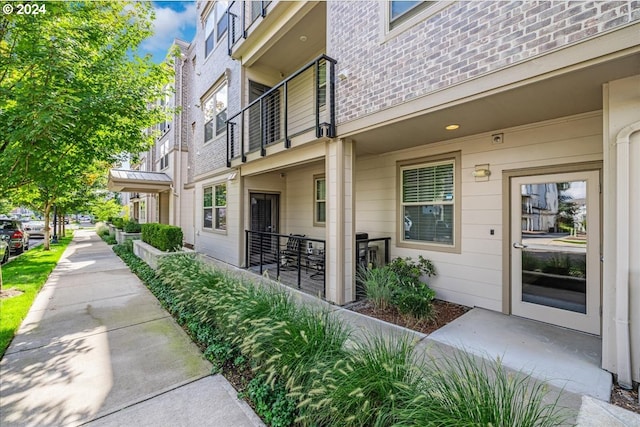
[509, 170, 601, 335]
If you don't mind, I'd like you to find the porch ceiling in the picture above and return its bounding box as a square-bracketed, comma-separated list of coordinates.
[347, 52, 640, 155]
[249, 3, 326, 76]
[107, 169, 172, 193]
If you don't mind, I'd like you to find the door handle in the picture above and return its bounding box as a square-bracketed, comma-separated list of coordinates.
[513, 242, 528, 249]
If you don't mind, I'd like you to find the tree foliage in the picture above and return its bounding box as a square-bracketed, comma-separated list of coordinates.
[0, 1, 173, 248]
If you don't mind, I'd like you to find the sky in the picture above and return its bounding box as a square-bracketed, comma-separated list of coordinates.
[142, 1, 197, 63]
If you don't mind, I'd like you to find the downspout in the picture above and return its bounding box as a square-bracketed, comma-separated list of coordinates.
[174, 56, 184, 228]
[614, 122, 639, 390]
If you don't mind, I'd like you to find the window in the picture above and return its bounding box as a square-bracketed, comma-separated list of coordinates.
[204, 83, 227, 143]
[139, 200, 146, 223]
[401, 158, 456, 247]
[389, 1, 436, 29]
[204, 184, 227, 230]
[159, 140, 170, 170]
[205, 1, 228, 57]
[314, 176, 326, 225]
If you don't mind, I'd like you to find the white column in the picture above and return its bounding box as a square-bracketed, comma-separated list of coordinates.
[325, 139, 355, 305]
[602, 75, 640, 387]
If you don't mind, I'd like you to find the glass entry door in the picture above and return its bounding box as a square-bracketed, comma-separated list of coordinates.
[510, 170, 600, 335]
[249, 193, 280, 266]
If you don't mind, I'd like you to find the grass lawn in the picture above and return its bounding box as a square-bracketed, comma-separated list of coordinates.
[0, 232, 74, 357]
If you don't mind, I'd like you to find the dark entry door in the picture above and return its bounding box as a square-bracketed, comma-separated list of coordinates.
[248, 81, 280, 152]
[249, 193, 280, 266]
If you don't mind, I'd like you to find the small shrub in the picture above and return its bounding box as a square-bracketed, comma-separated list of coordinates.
[357, 266, 397, 310]
[387, 255, 436, 282]
[141, 223, 183, 251]
[112, 217, 125, 229]
[242, 375, 297, 427]
[386, 256, 438, 321]
[97, 224, 110, 237]
[393, 280, 436, 320]
[123, 219, 142, 233]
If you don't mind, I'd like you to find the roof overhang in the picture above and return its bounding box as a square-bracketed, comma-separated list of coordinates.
[107, 169, 172, 193]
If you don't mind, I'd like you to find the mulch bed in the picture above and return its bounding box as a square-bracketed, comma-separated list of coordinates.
[350, 299, 471, 335]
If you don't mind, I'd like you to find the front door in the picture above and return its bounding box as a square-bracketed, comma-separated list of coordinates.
[510, 170, 600, 335]
[249, 193, 280, 266]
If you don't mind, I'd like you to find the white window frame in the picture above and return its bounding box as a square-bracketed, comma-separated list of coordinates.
[203, 183, 227, 231]
[314, 175, 326, 226]
[203, 81, 228, 144]
[159, 140, 170, 170]
[204, 1, 228, 58]
[398, 152, 460, 253]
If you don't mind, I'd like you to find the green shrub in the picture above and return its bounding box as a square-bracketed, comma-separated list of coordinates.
[357, 266, 398, 310]
[141, 223, 183, 251]
[393, 280, 436, 320]
[241, 375, 297, 427]
[387, 255, 436, 282]
[123, 219, 142, 233]
[112, 217, 125, 229]
[97, 224, 110, 237]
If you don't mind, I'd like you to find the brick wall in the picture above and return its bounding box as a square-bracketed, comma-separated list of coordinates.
[188, 0, 241, 180]
[328, 0, 637, 124]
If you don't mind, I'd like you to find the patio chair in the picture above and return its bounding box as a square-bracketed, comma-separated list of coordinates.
[280, 234, 305, 269]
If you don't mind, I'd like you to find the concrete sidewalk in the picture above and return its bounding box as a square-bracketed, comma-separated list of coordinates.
[0, 230, 263, 427]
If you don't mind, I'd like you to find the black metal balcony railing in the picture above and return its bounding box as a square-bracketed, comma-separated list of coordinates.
[246, 230, 326, 297]
[227, 1, 270, 55]
[226, 55, 337, 167]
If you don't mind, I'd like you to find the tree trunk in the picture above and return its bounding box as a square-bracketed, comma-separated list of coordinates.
[43, 202, 52, 250]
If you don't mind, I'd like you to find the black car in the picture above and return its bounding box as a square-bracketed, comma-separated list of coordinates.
[0, 219, 29, 254]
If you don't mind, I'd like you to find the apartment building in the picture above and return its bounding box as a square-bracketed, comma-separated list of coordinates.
[110, 1, 640, 388]
[109, 40, 191, 226]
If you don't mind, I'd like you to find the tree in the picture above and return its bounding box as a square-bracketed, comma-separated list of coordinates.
[0, 1, 173, 248]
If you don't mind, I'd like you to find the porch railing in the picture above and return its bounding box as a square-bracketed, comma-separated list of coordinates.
[245, 230, 326, 297]
[227, 1, 270, 55]
[226, 54, 337, 167]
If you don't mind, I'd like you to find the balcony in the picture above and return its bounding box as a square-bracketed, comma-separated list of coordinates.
[226, 54, 336, 167]
[227, 1, 323, 67]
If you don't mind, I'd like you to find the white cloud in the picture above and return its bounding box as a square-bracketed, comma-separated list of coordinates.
[142, 3, 196, 58]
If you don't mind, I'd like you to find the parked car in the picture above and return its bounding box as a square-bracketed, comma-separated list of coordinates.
[0, 219, 29, 254]
[0, 235, 9, 264]
[23, 220, 46, 238]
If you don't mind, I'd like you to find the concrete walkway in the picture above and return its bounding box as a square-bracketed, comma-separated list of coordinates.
[0, 230, 263, 427]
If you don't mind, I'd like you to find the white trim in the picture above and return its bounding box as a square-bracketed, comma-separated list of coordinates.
[613, 120, 640, 388]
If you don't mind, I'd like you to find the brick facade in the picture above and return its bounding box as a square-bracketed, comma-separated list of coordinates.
[188, 1, 242, 181]
[328, 1, 637, 124]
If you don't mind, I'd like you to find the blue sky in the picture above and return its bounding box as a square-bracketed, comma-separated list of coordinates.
[142, 1, 197, 63]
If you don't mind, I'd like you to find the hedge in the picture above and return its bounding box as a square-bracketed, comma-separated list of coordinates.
[141, 223, 183, 252]
[124, 219, 142, 233]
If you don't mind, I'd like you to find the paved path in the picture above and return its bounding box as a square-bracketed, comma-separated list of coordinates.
[0, 230, 263, 427]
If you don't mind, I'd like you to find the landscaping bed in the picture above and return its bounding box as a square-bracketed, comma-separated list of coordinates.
[349, 298, 471, 335]
[112, 242, 572, 427]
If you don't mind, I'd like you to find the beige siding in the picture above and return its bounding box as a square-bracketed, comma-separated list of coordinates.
[355, 112, 603, 310]
[282, 162, 325, 239]
[194, 175, 243, 266]
[180, 188, 195, 247]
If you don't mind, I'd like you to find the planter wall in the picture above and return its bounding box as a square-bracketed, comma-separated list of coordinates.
[133, 239, 193, 270]
[108, 224, 116, 237]
[116, 231, 142, 245]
